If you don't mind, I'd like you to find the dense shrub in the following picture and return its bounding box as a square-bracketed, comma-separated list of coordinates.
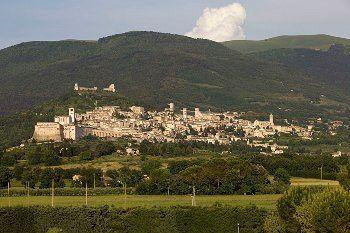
[248, 154, 340, 180]
[273, 168, 291, 185]
[0, 166, 12, 188]
[0, 206, 267, 233]
[295, 189, 350, 232]
[276, 186, 344, 232]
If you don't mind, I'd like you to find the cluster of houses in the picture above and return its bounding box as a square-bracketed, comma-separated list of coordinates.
[33, 99, 314, 155]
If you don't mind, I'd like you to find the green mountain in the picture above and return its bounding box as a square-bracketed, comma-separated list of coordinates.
[1, 31, 350, 126]
[0, 31, 322, 115]
[222, 34, 350, 53]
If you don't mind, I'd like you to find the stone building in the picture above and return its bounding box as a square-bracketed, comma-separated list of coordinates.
[74, 83, 98, 92]
[33, 108, 84, 142]
[103, 84, 116, 93]
[33, 122, 64, 142]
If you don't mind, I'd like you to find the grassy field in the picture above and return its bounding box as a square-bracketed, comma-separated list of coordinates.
[0, 177, 337, 210]
[291, 177, 339, 186]
[0, 194, 281, 210]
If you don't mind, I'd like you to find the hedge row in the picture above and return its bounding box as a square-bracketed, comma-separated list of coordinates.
[0, 206, 267, 233]
[0, 187, 134, 197]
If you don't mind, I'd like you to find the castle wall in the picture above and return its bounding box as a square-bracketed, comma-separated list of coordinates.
[33, 122, 64, 142]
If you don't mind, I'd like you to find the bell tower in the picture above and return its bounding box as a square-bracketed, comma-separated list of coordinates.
[69, 108, 75, 124]
[269, 113, 274, 125]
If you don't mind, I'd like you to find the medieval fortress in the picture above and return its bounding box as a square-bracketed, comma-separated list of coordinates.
[32, 83, 314, 154]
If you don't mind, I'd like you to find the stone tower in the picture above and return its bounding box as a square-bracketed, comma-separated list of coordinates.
[182, 108, 188, 120]
[195, 108, 202, 119]
[69, 108, 75, 124]
[269, 113, 274, 125]
[74, 83, 79, 91]
[169, 103, 174, 113]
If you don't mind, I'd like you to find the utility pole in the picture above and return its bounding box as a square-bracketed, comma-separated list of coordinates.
[123, 182, 127, 209]
[237, 223, 240, 233]
[93, 173, 96, 189]
[192, 186, 196, 207]
[85, 182, 88, 206]
[320, 165, 323, 181]
[27, 181, 30, 197]
[7, 181, 10, 207]
[51, 179, 55, 207]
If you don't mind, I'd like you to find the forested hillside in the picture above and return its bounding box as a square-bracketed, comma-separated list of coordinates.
[222, 34, 350, 53]
[1, 31, 350, 122]
[251, 44, 350, 110]
[0, 31, 338, 118]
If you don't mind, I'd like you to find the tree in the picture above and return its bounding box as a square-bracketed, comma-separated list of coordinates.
[274, 168, 291, 185]
[276, 186, 326, 231]
[21, 169, 36, 188]
[0, 153, 17, 166]
[12, 164, 25, 180]
[78, 151, 93, 161]
[39, 169, 65, 189]
[296, 189, 350, 232]
[338, 162, 350, 191]
[0, 166, 12, 188]
[141, 159, 162, 175]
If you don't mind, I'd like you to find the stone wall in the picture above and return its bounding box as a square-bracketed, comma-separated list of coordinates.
[33, 122, 64, 142]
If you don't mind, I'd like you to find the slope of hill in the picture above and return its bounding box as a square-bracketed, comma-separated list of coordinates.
[251, 44, 350, 99]
[222, 34, 350, 53]
[0, 31, 350, 123]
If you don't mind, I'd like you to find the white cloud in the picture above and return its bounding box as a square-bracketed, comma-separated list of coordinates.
[185, 2, 246, 42]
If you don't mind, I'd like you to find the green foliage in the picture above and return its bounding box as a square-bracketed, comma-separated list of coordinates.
[295, 189, 350, 232]
[263, 212, 286, 233]
[338, 161, 350, 191]
[26, 144, 61, 166]
[0, 166, 12, 188]
[0, 187, 133, 197]
[141, 159, 162, 175]
[78, 151, 93, 161]
[0, 153, 17, 166]
[274, 168, 291, 185]
[137, 158, 283, 195]
[276, 186, 327, 231]
[39, 169, 65, 189]
[248, 154, 340, 180]
[0, 206, 267, 233]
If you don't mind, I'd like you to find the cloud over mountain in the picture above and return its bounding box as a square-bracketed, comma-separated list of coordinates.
[185, 2, 246, 42]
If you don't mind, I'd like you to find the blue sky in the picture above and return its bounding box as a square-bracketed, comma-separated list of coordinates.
[1, 0, 350, 48]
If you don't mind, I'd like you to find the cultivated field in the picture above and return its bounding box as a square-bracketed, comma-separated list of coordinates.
[0, 194, 281, 210]
[291, 177, 339, 186]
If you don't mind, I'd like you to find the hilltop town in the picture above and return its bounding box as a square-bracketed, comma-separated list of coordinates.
[32, 84, 314, 155]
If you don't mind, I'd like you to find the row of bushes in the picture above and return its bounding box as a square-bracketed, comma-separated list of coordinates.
[0, 187, 134, 197]
[0, 206, 267, 233]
